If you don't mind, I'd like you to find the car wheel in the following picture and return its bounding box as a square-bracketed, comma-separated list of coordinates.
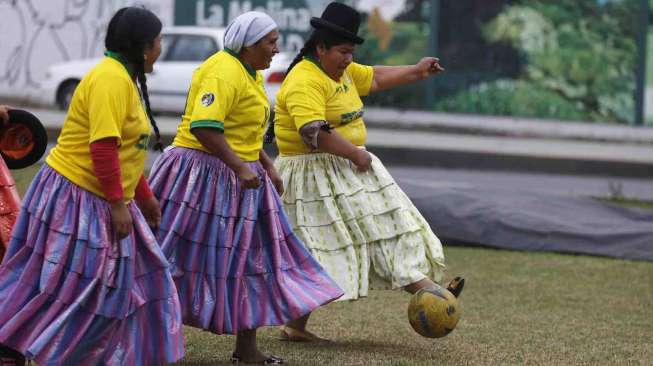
[56, 80, 79, 111]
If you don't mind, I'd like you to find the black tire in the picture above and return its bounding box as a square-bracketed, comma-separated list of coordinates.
[2, 109, 48, 170]
[56, 80, 79, 111]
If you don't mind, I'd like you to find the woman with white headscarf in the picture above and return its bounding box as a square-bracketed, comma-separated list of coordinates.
[148, 11, 343, 364]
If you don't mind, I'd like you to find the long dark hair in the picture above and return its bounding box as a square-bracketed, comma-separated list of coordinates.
[286, 28, 352, 74]
[264, 29, 352, 144]
[105, 7, 163, 151]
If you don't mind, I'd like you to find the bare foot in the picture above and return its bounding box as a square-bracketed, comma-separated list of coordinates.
[279, 325, 329, 342]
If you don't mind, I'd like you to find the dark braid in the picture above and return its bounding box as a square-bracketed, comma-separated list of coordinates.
[286, 33, 317, 74]
[265, 34, 317, 144]
[105, 6, 163, 151]
[136, 65, 163, 151]
[287, 29, 351, 75]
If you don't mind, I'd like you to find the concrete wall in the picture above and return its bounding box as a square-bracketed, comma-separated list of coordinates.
[0, 0, 173, 102]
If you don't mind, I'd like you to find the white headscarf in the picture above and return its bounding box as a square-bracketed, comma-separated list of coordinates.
[224, 11, 277, 53]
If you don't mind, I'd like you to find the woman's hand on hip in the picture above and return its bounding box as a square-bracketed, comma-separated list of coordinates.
[236, 165, 261, 189]
[350, 149, 372, 172]
[137, 196, 161, 228]
[267, 167, 284, 195]
[110, 200, 133, 240]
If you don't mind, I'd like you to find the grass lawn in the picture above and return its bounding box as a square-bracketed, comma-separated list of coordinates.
[174, 246, 652, 366]
[9, 165, 653, 365]
[602, 197, 653, 210]
[10, 164, 43, 196]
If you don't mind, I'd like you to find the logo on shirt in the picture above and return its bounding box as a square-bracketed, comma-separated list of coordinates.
[201, 93, 215, 107]
[136, 134, 150, 150]
[335, 73, 352, 94]
[335, 84, 350, 94]
[341, 108, 364, 125]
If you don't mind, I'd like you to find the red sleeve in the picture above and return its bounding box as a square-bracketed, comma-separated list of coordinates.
[135, 174, 154, 201]
[89, 138, 123, 202]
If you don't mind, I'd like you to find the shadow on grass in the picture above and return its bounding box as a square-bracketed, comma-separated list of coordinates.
[273, 337, 446, 361]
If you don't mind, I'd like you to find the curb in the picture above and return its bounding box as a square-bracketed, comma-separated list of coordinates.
[366, 145, 652, 178]
[363, 108, 653, 145]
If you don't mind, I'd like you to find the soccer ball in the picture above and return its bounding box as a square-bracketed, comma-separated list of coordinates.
[407, 285, 461, 338]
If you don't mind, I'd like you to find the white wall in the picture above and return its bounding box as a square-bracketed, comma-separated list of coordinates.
[0, 0, 173, 102]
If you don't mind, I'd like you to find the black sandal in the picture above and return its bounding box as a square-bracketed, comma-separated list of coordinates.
[446, 276, 465, 298]
[0, 345, 26, 366]
[231, 353, 283, 364]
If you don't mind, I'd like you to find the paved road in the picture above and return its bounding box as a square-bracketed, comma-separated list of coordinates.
[28, 106, 653, 177]
[387, 166, 653, 201]
[37, 144, 652, 202]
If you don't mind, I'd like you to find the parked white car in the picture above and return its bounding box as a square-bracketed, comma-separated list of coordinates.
[39, 26, 293, 114]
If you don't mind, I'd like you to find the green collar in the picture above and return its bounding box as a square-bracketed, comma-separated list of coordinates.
[304, 55, 327, 74]
[225, 48, 257, 79]
[304, 55, 342, 82]
[104, 50, 135, 77]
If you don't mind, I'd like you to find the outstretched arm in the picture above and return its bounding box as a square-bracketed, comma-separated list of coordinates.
[370, 57, 444, 93]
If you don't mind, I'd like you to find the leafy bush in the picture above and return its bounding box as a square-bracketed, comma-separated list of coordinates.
[352, 1, 639, 123]
[434, 79, 590, 120]
[356, 22, 431, 108]
[483, 1, 637, 123]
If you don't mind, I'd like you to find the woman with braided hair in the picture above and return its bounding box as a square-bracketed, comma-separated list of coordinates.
[273, 2, 465, 341]
[0, 7, 184, 365]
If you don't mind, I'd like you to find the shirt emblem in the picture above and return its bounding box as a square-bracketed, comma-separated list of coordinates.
[201, 93, 215, 107]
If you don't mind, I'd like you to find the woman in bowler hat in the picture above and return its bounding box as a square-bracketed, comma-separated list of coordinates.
[271, 2, 465, 341]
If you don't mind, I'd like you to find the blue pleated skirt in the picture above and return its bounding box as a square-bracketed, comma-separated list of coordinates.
[148, 147, 343, 334]
[0, 166, 185, 365]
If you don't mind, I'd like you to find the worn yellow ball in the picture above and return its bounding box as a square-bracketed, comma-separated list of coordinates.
[408, 285, 461, 338]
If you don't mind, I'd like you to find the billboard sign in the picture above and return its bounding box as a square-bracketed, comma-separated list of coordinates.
[174, 0, 321, 51]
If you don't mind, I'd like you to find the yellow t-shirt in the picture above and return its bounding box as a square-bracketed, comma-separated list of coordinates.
[274, 58, 374, 156]
[173, 49, 270, 161]
[46, 55, 151, 200]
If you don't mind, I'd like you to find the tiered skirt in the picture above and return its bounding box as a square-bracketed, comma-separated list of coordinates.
[148, 147, 343, 334]
[275, 152, 447, 301]
[0, 166, 184, 365]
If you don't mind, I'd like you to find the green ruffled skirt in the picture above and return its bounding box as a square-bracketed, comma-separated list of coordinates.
[275, 152, 446, 301]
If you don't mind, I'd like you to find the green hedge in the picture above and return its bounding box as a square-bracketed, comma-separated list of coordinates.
[434, 79, 590, 121]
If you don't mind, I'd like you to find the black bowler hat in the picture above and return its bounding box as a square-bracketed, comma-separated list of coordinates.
[1, 109, 48, 169]
[310, 2, 364, 44]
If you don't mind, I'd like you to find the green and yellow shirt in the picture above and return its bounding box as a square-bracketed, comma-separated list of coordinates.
[173, 49, 270, 161]
[274, 57, 374, 156]
[46, 52, 151, 200]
